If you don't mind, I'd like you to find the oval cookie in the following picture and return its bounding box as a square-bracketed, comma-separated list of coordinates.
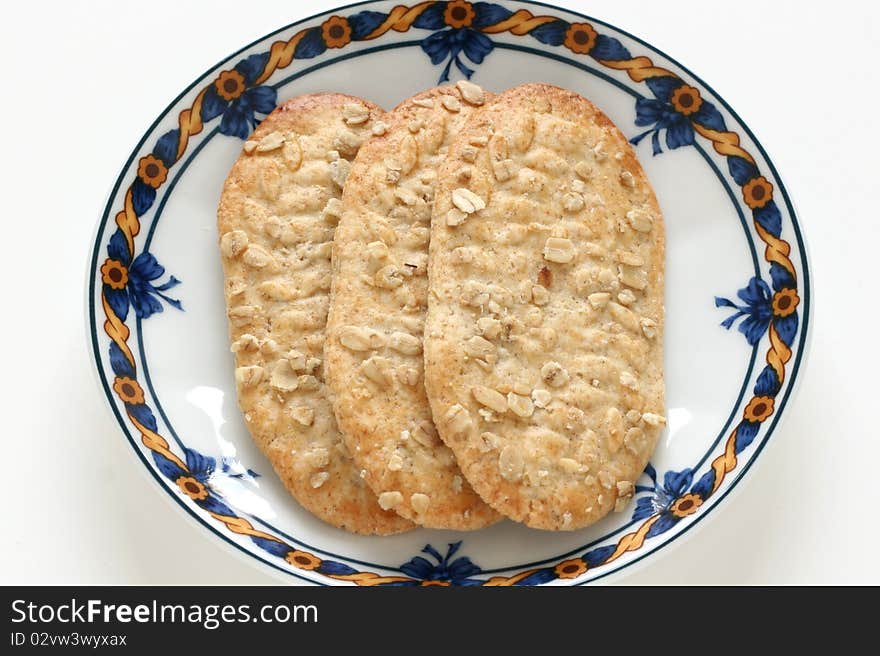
[325, 84, 499, 529]
[424, 83, 666, 530]
[217, 93, 412, 535]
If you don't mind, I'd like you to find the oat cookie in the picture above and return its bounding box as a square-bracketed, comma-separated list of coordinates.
[424, 83, 665, 530]
[217, 93, 412, 535]
[325, 84, 499, 529]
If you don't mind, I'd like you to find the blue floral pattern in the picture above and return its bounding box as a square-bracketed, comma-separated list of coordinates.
[400, 542, 483, 586]
[152, 446, 251, 518]
[632, 464, 713, 538]
[101, 232, 181, 321]
[184, 448, 217, 482]
[423, 23, 494, 81]
[633, 464, 689, 520]
[715, 277, 774, 346]
[221, 457, 260, 481]
[716, 273, 800, 349]
[630, 78, 726, 155]
[415, 1, 498, 81]
[200, 54, 277, 139]
[172, 448, 260, 485]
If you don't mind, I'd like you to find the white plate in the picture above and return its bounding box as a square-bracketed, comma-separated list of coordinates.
[87, 0, 810, 585]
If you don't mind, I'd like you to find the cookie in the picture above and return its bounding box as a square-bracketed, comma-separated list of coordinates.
[424, 83, 666, 530]
[217, 93, 413, 535]
[324, 83, 499, 529]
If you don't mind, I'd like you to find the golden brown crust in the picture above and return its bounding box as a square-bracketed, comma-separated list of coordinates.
[217, 93, 413, 535]
[425, 83, 666, 530]
[325, 85, 499, 529]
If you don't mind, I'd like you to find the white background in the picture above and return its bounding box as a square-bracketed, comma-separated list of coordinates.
[1, 0, 877, 585]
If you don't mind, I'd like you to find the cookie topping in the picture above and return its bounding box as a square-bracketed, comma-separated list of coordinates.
[452, 187, 486, 214]
[456, 80, 485, 105]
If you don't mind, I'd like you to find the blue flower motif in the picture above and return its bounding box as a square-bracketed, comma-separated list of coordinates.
[415, 1, 495, 82]
[422, 28, 493, 82]
[221, 456, 260, 481]
[184, 449, 260, 484]
[715, 276, 773, 346]
[630, 77, 726, 155]
[632, 464, 709, 539]
[632, 463, 693, 520]
[183, 447, 217, 483]
[400, 542, 482, 585]
[200, 53, 277, 139]
[101, 231, 182, 321]
[154, 446, 257, 517]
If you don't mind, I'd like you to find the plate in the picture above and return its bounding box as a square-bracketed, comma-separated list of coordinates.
[87, 0, 810, 585]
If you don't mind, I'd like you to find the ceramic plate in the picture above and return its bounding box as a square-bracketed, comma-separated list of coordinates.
[87, 0, 810, 585]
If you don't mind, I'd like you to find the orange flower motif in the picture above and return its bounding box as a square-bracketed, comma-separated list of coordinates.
[101, 259, 128, 290]
[564, 22, 598, 54]
[670, 84, 703, 116]
[744, 395, 775, 423]
[554, 558, 588, 579]
[137, 154, 168, 189]
[322, 16, 352, 49]
[176, 476, 209, 501]
[420, 580, 452, 587]
[772, 288, 799, 318]
[444, 0, 476, 29]
[215, 69, 246, 102]
[670, 493, 703, 518]
[113, 376, 145, 405]
[742, 176, 773, 209]
[286, 550, 322, 570]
